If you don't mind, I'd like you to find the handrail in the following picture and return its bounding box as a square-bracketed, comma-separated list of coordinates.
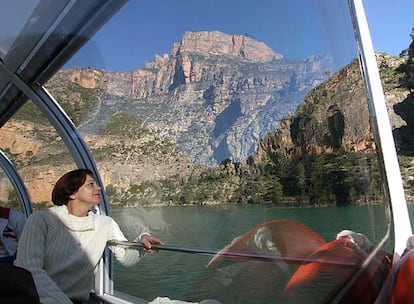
[108, 240, 358, 266]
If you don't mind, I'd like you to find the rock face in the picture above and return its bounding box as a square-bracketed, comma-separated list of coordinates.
[60, 31, 334, 166]
[252, 55, 412, 162]
[0, 119, 199, 204]
[171, 31, 283, 62]
[68, 31, 283, 98]
[0, 121, 40, 159]
[251, 60, 375, 165]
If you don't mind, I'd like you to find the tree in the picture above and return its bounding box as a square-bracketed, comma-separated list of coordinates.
[309, 156, 332, 205]
[403, 27, 414, 91]
[295, 162, 306, 197]
[270, 178, 284, 203]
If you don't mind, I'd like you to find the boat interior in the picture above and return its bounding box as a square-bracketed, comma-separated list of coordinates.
[0, 0, 412, 303]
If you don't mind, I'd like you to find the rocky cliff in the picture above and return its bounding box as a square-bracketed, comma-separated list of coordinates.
[252, 59, 374, 164]
[52, 31, 334, 166]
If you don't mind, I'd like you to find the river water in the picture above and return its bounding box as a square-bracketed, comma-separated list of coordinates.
[111, 204, 390, 303]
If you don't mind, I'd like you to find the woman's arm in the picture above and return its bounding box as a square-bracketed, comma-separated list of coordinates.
[14, 213, 72, 304]
[107, 217, 145, 266]
[139, 233, 164, 253]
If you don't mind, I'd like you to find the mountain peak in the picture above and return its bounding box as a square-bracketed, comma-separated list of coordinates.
[171, 31, 283, 62]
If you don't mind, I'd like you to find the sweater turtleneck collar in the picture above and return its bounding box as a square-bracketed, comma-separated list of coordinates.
[49, 205, 95, 232]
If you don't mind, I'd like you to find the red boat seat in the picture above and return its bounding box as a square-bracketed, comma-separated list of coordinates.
[376, 248, 414, 303]
[199, 219, 327, 303]
[283, 237, 391, 303]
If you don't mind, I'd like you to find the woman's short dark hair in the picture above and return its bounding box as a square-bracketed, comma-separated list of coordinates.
[52, 169, 95, 206]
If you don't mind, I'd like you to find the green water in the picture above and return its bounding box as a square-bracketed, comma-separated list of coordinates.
[111, 205, 390, 303]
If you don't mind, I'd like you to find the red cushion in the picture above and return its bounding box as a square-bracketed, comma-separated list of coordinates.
[283, 238, 391, 303]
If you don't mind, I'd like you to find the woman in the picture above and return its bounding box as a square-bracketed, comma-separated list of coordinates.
[15, 169, 164, 304]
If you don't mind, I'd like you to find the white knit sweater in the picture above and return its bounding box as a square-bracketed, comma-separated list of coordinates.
[15, 205, 144, 304]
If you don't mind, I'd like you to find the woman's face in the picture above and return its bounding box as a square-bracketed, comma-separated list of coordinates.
[71, 174, 101, 207]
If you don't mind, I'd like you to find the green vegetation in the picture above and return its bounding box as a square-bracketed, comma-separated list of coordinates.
[106, 181, 164, 207]
[235, 152, 382, 207]
[400, 28, 414, 91]
[29, 151, 74, 166]
[13, 79, 100, 128]
[379, 60, 405, 91]
[13, 101, 50, 125]
[45, 81, 101, 126]
[104, 149, 383, 208]
[98, 113, 150, 138]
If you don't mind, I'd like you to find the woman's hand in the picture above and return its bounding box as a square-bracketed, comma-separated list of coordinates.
[140, 234, 164, 252]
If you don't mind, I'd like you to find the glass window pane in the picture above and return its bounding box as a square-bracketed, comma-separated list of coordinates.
[39, 0, 395, 302]
[0, 169, 23, 211]
[0, 98, 77, 211]
[0, 0, 39, 57]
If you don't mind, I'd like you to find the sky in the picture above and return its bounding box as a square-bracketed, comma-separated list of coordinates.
[65, 0, 413, 72]
[364, 0, 412, 55]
